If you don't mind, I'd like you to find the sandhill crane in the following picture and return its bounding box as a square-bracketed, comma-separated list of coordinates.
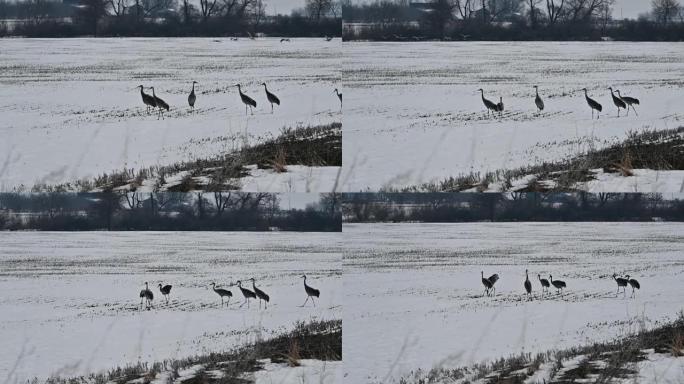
[481, 271, 493, 296]
[325, 36, 333, 41]
[524, 269, 532, 298]
[478, 89, 499, 117]
[496, 96, 504, 116]
[137, 85, 156, 114]
[334, 88, 342, 110]
[615, 90, 640, 117]
[608, 87, 627, 117]
[533, 85, 544, 113]
[188, 81, 197, 111]
[261, 83, 280, 113]
[235, 84, 256, 115]
[582, 88, 602, 120]
[210, 282, 232, 307]
[158, 283, 172, 303]
[139, 282, 153, 309]
[625, 275, 640, 298]
[300, 275, 320, 307]
[612, 273, 628, 296]
[538, 274, 550, 295]
[249, 278, 270, 309]
[549, 275, 566, 294]
[488, 273, 499, 296]
[150, 87, 169, 120]
[280, 38, 291, 42]
[236, 280, 256, 308]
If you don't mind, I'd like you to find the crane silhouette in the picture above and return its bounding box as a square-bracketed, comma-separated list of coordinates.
[615, 90, 639, 117]
[137, 85, 156, 114]
[188, 81, 197, 111]
[300, 275, 320, 307]
[325, 36, 333, 41]
[481, 271, 499, 297]
[334, 88, 342, 110]
[261, 83, 280, 113]
[538, 274, 550, 295]
[549, 275, 566, 294]
[139, 282, 153, 309]
[150, 87, 169, 120]
[496, 96, 504, 116]
[533, 85, 544, 113]
[612, 273, 628, 296]
[582, 88, 602, 120]
[625, 275, 640, 298]
[235, 84, 257, 115]
[478, 89, 499, 117]
[158, 283, 172, 304]
[280, 38, 291, 42]
[608, 87, 627, 117]
[524, 269, 532, 298]
[236, 280, 256, 308]
[210, 282, 232, 307]
[249, 278, 270, 309]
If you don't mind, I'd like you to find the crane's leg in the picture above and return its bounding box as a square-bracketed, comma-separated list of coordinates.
[625, 106, 629, 116]
[271, 103, 274, 113]
[312, 297, 316, 307]
[631, 105, 638, 117]
[301, 296, 310, 307]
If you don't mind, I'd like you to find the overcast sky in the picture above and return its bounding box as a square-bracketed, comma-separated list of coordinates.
[266, 0, 305, 15]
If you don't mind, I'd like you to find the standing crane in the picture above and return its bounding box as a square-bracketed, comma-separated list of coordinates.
[608, 87, 627, 117]
[334, 88, 342, 110]
[538, 274, 550, 295]
[137, 85, 156, 114]
[210, 282, 232, 307]
[496, 96, 504, 116]
[533, 85, 544, 113]
[236, 280, 256, 308]
[478, 89, 499, 117]
[625, 275, 640, 298]
[549, 275, 566, 294]
[188, 81, 197, 111]
[158, 282, 172, 304]
[139, 282, 154, 309]
[481, 271, 499, 297]
[150, 87, 169, 120]
[249, 278, 270, 309]
[615, 90, 639, 117]
[612, 273, 628, 296]
[235, 84, 257, 115]
[261, 83, 280, 113]
[300, 275, 320, 307]
[524, 269, 532, 298]
[582, 88, 602, 120]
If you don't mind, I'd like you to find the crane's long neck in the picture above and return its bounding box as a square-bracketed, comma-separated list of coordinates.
[535, 88, 539, 97]
[480, 90, 485, 102]
[151, 88, 156, 98]
[191, 82, 195, 93]
[140, 87, 145, 96]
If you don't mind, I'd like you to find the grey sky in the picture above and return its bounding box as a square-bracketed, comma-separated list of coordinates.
[266, 0, 306, 15]
[280, 193, 324, 210]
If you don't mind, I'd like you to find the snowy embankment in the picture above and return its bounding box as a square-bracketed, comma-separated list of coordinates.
[0, 38, 341, 192]
[341, 42, 684, 192]
[0, 231, 342, 382]
[343, 222, 684, 383]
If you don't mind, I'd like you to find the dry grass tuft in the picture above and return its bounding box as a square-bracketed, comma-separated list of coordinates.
[272, 147, 288, 173]
[287, 339, 301, 367]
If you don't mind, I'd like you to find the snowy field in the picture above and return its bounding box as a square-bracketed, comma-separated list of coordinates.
[0, 231, 342, 382]
[0, 38, 341, 192]
[343, 222, 684, 383]
[341, 42, 684, 192]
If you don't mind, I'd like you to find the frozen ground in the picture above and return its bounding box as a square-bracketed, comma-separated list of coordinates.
[341, 42, 684, 192]
[0, 231, 341, 382]
[0, 38, 341, 192]
[343, 222, 684, 383]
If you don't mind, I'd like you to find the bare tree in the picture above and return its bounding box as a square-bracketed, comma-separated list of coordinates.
[487, 0, 523, 22]
[652, 0, 681, 25]
[546, 0, 565, 24]
[455, 0, 475, 19]
[566, 0, 614, 22]
[526, 0, 542, 27]
[306, 0, 333, 21]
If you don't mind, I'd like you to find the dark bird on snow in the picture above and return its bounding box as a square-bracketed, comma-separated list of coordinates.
[300, 274, 320, 307]
[549, 275, 566, 294]
[582, 88, 602, 120]
[625, 275, 640, 298]
[210, 282, 232, 307]
[249, 277, 270, 309]
[261, 83, 280, 113]
[235, 84, 257, 115]
[236, 280, 257, 308]
[139, 282, 154, 309]
[158, 283, 172, 303]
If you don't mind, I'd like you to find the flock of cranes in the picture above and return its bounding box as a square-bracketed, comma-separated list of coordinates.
[480, 269, 641, 299]
[478, 86, 640, 120]
[137, 82, 343, 119]
[138, 275, 320, 310]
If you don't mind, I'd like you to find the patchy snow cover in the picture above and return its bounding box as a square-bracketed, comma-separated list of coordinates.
[577, 169, 684, 193]
[249, 359, 342, 384]
[0, 232, 341, 382]
[239, 164, 341, 193]
[628, 349, 684, 384]
[343, 222, 684, 384]
[341, 42, 684, 192]
[0, 38, 341, 192]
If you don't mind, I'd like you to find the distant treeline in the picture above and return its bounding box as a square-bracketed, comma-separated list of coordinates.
[0, 0, 342, 37]
[342, 0, 684, 41]
[0, 192, 341, 231]
[342, 192, 684, 222]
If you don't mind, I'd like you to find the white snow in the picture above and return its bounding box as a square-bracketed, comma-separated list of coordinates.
[0, 38, 341, 192]
[250, 359, 342, 384]
[239, 164, 341, 193]
[343, 222, 684, 384]
[341, 42, 684, 192]
[577, 169, 684, 193]
[627, 349, 684, 384]
[0, 231, 341, 382]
